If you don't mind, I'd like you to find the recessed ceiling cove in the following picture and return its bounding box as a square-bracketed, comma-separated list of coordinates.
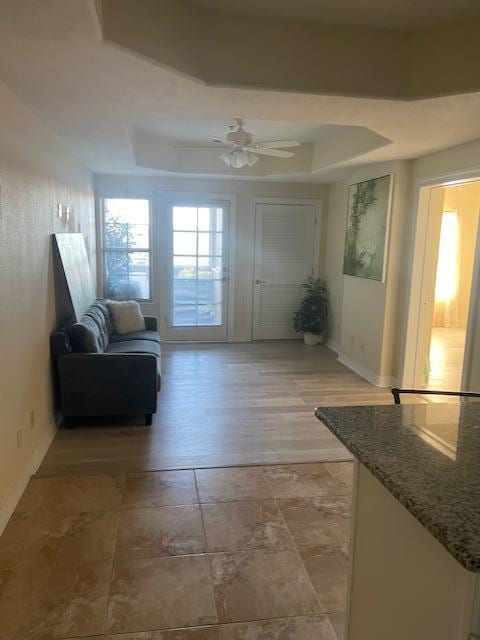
[129, 119, 391, 177]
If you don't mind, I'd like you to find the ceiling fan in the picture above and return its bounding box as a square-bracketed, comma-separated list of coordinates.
[210, 118, 300, 168]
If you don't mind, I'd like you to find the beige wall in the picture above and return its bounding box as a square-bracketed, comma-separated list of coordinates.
[322, 161, 410, 385]
[0, 81, 95, 529]
[94, 174, 327, 341]
[323, 137, 480, 388]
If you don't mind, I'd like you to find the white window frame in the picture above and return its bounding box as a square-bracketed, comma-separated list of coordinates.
[99, 196, 153, 302]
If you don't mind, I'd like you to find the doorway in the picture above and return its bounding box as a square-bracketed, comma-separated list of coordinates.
[409, 180, 480, 391]
[163, 200, 230, 341]
[252, 201, 319, 340]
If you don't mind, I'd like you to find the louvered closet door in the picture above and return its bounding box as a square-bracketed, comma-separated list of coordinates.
[253, 203, 316, 340]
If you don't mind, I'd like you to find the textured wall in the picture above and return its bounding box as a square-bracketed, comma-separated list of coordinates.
[0, 81, 95, 521]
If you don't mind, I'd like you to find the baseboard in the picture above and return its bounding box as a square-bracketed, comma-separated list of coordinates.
[325, 339, 340, 354]
[0, 413, 59, 536]
[337, 352, 396, 388]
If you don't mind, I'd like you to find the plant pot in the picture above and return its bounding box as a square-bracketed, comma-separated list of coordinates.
[303, 332, 323, 346]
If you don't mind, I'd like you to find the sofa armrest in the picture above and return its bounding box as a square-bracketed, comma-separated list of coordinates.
[58, 352, 158, 417]
[144, 316, 158, 331]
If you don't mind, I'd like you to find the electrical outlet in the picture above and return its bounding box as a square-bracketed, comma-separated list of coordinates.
[16, 428, 23, 450]
[57, 203, 63, 219]
[30, 410, 35, 430]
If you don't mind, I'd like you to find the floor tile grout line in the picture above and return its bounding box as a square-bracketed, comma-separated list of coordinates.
[291, 541, 328, 616]
[101, 480, 125, 636]
[193, 469, 219, 625]
[272, 497, 296, 549]
[35, 459, 354, 480]
[56, 612, 341, 639]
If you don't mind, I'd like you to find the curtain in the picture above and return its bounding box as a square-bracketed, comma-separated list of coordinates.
[433, 211, 460, 328]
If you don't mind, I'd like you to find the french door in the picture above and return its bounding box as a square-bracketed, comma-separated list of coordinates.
[164, 200, 229, 340]
[253, 202, 317, 340]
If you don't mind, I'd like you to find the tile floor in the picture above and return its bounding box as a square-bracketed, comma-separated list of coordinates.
[0, 462, 353, 639]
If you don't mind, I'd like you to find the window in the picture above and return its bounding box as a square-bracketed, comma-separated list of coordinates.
[101, 198, 151, 300]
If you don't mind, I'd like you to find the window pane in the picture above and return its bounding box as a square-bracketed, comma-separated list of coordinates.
[104, 199, 149, 225]
[103, 199, 151, 300]
[128, 253, 150, 299]
[197, 304, 222, 326]
[174, 280, 197, 304]
[106, 251, 128, 278]
[173, 305, 197, 326]
[104, 222, 128, 249]
[174, 232, 196, 255]
[198, 257, 222, 279]
[198, 207, 223, 231]
[198, 232, 222, 256]
[174, 256, 197, 279]
[197, 280, 222, 304]
[104, 251, 150, 300]
[173, 207, 197, 231]
[128, 224, 149, 249]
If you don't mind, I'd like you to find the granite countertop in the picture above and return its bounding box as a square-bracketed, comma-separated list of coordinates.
[315, 403, 480, 572]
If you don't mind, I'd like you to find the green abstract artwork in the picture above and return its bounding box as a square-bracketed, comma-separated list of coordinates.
[343, 174, 392, 281]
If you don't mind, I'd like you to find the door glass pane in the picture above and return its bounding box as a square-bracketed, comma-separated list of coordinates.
[198, 232, 222, 256]
[198, 257, 222, 279]
[173, 207, 197, 230]
[174, 232, 196, 255]
[198, 304, 222, 326]
[174, 280, 197, 304]
[173, 305, 197, 326]
[174, 256, 197, 279]
[171, 205, 226, 327]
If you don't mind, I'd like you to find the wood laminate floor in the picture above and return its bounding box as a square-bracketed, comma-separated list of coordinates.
[38, 342, 407, 477]
[428, 327, 466, 392]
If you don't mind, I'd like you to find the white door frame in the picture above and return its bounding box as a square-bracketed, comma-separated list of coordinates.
[249, 197, 323, 340]
[159, 191, 236, 342]
[402, 167, 480, 388]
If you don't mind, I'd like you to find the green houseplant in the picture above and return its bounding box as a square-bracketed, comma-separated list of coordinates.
[293, 277, 328, 345]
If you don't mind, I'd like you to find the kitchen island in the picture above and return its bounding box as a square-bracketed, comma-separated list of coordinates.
[315, 403, 480, 640]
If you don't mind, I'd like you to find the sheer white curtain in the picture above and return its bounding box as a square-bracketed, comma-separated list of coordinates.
[433, 211, 460, 327]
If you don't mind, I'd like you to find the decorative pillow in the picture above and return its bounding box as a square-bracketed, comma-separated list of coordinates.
[108, 300, 146, 335]
[68, 320, 102, 353]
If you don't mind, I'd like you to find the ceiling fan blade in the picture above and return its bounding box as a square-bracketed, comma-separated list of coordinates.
[175, 145, 227, 150]
[208, 136, 230, 145]
[254, 140, 300, 149]
[253, 148, 295, 158]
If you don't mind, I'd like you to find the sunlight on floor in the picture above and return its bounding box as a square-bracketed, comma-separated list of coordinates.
[428, 327, 466, 391]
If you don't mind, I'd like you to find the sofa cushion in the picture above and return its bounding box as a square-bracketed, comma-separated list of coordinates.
[106, 339, 161, 359]
[108, 300, 146, 335]
[106, 340, 162, 391]
[93, 299, 114, 336]
[109, 330, 160, 344]
[84, 304, 109, 351]
[68, 317, 104, 353]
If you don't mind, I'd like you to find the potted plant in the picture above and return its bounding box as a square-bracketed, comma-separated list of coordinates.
[293, 277, 328, 345]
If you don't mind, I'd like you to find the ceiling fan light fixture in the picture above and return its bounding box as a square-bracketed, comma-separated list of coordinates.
[221, 148, 258, 169]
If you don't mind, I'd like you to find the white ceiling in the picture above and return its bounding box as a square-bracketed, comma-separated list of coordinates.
[1, 1, 480, 181]
[192, 0, 480, 30]
[139, 118, 330, 145]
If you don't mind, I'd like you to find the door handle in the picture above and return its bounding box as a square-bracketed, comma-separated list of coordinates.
[255, 279, 266, 285]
